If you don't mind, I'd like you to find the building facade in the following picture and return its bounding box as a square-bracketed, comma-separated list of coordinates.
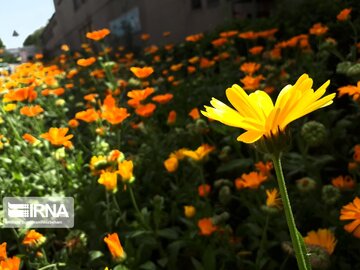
[42, 0, 274, 55]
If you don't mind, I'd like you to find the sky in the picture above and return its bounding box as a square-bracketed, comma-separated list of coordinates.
[0, 1, 55, 49]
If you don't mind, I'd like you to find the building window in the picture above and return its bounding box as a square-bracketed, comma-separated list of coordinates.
[191, 0, 202, 9]
[207, 0, 220, 7]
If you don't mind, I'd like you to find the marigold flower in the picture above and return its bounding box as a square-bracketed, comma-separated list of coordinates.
[104, 233, 126, 261]
[0, 256, 21, 270]
[86, 28, 110, 41]
[127, 87, 155, 107]
[163, 31, 171, 37]
[186, 33, 203, 42]
[337, 81, 360, 101]
[240, 75, 264, 91]
[140, 33, 150, 41]
[240, 62, 261, 75]
[188, 56, 199, 64]
[135, 103, 156, 117]
[22, 133, 39, 145]
[304, 228, 337, 255]
[76, 108, 100, 123]
[249, 46, 264, 55]
[265, 189, 282, 209]
[198, 184, 211, 197]
[40, 127, 73, 148]
[187, 66, 196, 74]
[309, 23, 328, 36]
[170, 63, 183, 72]
[220, 30, 238, 38]
[353, 144, 360, 162]
[20, 105, 44, 117]
[130, 66, 154, 79]
[68, 119, 79, 128]
[184, 205, 196, 218]
[77, 57, 96, 67]
[189, 108, 200, 120]
[198, 218, 217, 235]
[117, 160, 135, 183]
[0, 242, 7, 260]
[199, 57, 215, 69]
[337, 8, 351, 21]
[164, 156, 178, 173]
[98, 171, 118, 191]
[340, 197, 360, 238]
[3, 103, 17, 111]
[255, 161, 273, 176]
[152, 93, 173, 104]
[3, 86, 37, 103]
[61, 44, 70, 51]
[202, 74, 335, 144]
[167, 110, 177, 125]
[22, 230, 46, 247]
[212, 37, 228, 47]
[331, 175, 355, 191]
[235, 172, 267, 189]
[182, 144, 215, 162]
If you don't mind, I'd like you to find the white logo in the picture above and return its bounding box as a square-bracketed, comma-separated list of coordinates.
[8, 202, 69, 218]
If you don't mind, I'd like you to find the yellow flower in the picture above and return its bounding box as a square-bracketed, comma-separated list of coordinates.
[184, 205, 196, 218]
[265, 189, 282, 209]
[181, 144, 215, 162]
[117, 160, 135, 183]
[304, 228, 337, 255]
[98, 171, 118, 192]
[3, 103, 17, 112]
[164, 156, 179, 173]
[202, 74, 335, 144]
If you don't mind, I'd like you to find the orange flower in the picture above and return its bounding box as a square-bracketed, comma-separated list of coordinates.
[167, 110, 177, 125]
[187, 66, 196, 74]
[220, 30, 238, 38]
[265, 189, 282, 209]
[238, 31, 258, 39]
[22, 133, 39, 145]
[184, 205, 196, 218]
[198, 184, 211, 197]
[255, 161, 273, 176]
[130, 66, 154, 79]
[135, 103, 156, 117]
[98, 171, 118, 191]
[41, 88, 65, 97]
[240, 75, 265, 91]
[152, 93, 173, 104]
[163, 31, 171, 37]
[22, 230, 46, 247]
[211, 37, 228, 47]
[188, 108, 200, 120]
[353, 145, 360, 162]
[86, 28, 110, 41]
[340, 197, 360, 238]
[309, 23, 328, 36]
[198, 218, 217, 236]
[141, 33, 150, 41]
[0, 242, 7, 260]
[20, 105, 44, 117]
[61, 44, 70, 51]
[182, 144, 215, 162]
[186, 33, 203, 42]
[304, 229, 337, 255]
[117, 160, 135, 183]
[199, 57, 215, 69]
[337, 8, 351, 21]
[68, 119, 79, 128]
[170, 63, 183, 72]
[3, 86, 37, 103]
[164, 155, 179, 173]
[0, 256, 21, 270]
[40, 127, 73, 148]
[102, 107, 130, 125]
[332, 176, 356, 191]
[240, 62, 261, 75]
[104, 233, 126, 261]
[77, 57, 96, 67]
[76, 108, 100, 123]
[127, 88, 155, 106]
[338, 82, 360, 101]
[188, 56, 199, 64]
[249, 46, 264, 55]
[235, 172, 267, 189]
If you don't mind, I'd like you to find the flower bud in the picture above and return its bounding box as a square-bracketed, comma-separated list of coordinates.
[296, 177, 317, 192]
[322, 185, 340, 205]
[307, 245, 331, 270]
[301, 121, 327, 147]
[211, 212, 230, 225]
[65, 230, 88, 254]
[218, 186, 232, 205]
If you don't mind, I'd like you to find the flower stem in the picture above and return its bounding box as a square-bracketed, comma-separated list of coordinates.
[128, 184, 151, 230]
[272, 155, 309, 270]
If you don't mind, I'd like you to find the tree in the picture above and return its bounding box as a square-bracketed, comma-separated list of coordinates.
[23, 27, 44, 48]
[0, 38, 4, 48]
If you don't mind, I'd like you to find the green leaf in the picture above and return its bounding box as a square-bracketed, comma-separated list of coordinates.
[157, 228, 179, 240]
[191, 257, 205, 270]
[216, 158, 253, 173]
[88, 250, 103, 261]
[139, 261, 157, 270]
